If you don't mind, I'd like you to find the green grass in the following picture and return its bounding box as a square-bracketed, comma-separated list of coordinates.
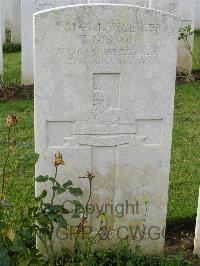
[3, 52, 21, 87]
[193, 31, 200, 71]
[0, 83, 199, 227]
[168, 82, 200, 226]
[0, 100, 34, 213]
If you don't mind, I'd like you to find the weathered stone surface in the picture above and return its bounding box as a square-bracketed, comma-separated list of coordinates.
[195, 0, 200, 30]
[149, 0, 180, 15]
[22, 0, 150, 85]
[91, 0, 149, 7]
[149, 0, 170, 12]
[11, 0, 21, 43]
[21, 0, 88, 85]
[34, 5, 178, 255]
[169, 0, 180, 16]
[194, 188, 200, 258]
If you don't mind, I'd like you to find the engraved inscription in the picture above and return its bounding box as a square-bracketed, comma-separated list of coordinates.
[52, 46, 159, 65]
[50, 12, 164, 65]
[64, 134, 145, 147]
[74, 124, 136, 135]
[56, 21, 160, 33]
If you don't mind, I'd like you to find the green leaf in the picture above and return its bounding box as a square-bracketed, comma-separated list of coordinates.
[43, 204, 60, 212]
[9, 236, 25, 252]
[0, 255, 11, 266]
[0, 221, 7, 229]
[62, 208, 70, 215]
[0, 247, 7, 260]
[57, 187, 66, 195]
[72, 200, 84, 210]
[37, 190, 47, 199]
[47, 212, 57, 221]
[69, 187, 83, 196]
[63, 180, 73, 188]
[56, 214, 67, 227]
[36, 175, 49, 182]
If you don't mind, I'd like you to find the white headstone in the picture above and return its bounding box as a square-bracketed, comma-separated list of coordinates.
[169, 0, 180, 16]
[149, 0, 180, 15]
[194, 188, 200, 258]
[34, 5, 178, 255]
[21, 0, 88, 85]
[149, 0, 170, 12]
[150, 0, 196, 75]
[1, 0, 5, 43]
[0, 0, 3, 75]
[91, 0, 149, 7]
[11, 0, 21, 43]
[195, 0, 200, 30]
[4, 0, 11, 30]
[177, 0, 196, 74]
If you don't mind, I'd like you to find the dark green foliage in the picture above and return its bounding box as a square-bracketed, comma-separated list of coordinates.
[3, 43, 21, 54]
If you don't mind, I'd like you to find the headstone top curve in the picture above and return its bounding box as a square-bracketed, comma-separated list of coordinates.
[33, 4, 178, 20]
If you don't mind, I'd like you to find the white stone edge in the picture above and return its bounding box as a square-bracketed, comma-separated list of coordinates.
[33, 4, 178, 19]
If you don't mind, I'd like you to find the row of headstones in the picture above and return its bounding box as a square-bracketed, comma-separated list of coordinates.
[32, 3, 200, 257]
[0, 0, 21, 75]
[0, 0, 199, 84]
[1, 0, 21, 44]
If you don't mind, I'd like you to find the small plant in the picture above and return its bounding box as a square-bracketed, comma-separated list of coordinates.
[1, 114, 17, 198]
[33, 151, 83, 264]
[0, 114, 83, 265]
[178, 25, 200, 71]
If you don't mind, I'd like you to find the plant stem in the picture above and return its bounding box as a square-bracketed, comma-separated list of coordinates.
[1, 127, 11, 198]
[49, 166, 58, 261]
[37, 233, 51, 260]
[75, 177, 93, 244]
[184, 37, 200, 68]
[85, 178, 92, 218]
[51, 166, 57, 205]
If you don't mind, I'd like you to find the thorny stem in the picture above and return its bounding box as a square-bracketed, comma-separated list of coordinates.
[1, 127, 11, 198]
[51, 166, 57, 205]
[49, 166, 58, 261]
[85, 177, 92, 218]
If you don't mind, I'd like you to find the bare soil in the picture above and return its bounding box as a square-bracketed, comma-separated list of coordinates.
[176, 72, 200, 85]
[165, 219, 200, 265]
[0, 84, 33, 101]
